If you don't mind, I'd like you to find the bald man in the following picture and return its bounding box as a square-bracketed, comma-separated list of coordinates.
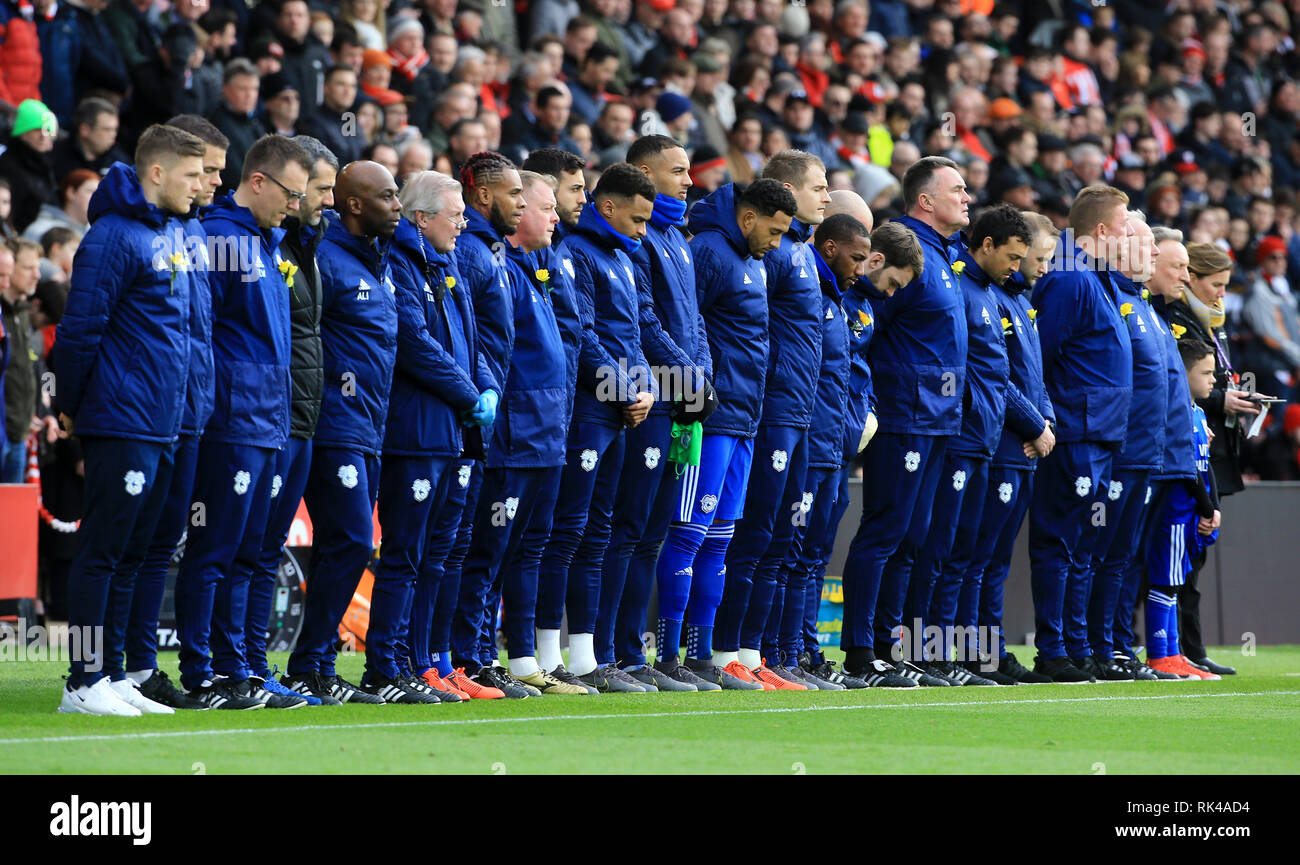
[825, 189, 875, 233]
[283, 161, 423, 704]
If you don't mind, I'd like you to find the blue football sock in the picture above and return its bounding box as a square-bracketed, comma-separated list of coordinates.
[430, 651, 453, 677]
[686, 624, 713, 661]
[1145, 589, 1177, 658]
[657, 616, 683, 664]
[656, 522, 707, 621]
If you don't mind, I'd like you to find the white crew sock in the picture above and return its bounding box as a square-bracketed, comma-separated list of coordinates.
[738, 648, 762, 670]
[537, 629, 563, 672]
[125, 669, 154, 685]
[713, 650, 739, 668]
[567, 633, 598, 676]
[509, 655, 539, 677]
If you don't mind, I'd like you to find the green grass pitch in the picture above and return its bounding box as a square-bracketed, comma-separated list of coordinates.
[3, 646, 1298, 774]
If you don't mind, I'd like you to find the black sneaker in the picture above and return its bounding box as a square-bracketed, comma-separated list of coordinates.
[1034, 655, 1096, 683]
[474, 665, 532, 699]
[248, 676, 310, 709]
[797, 664, 845, 690]
[279, 672, 343, 705]
[321, 674, 385, 704]
[685, 657, 762, 690]
[960, 659, 1018, 686]
[1091, 655, 1135, 681]
[1191, 656, 1237, 675]
[933, 660, 997, 685]
[846, 658, 916, 688]
[579, 664, 648, 693]
[922, 661, 966, 686]
[189, 678, 264, 710]
[895, 659, 951, 686]
[362, 674, 441, 704]
[550, 664, 600, 695]
[653, 659, 718, 691]
[1118, 656, 1159, 681]
[1127, 657, 1179, 680]
[138, 670, 207, 709]
[1001, 652, 1052, 684]
[808, 660, 869, 689]
[1070, 656, 1104, 680]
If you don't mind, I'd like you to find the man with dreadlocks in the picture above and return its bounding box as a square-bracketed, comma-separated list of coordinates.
[444, 151, 538, 698]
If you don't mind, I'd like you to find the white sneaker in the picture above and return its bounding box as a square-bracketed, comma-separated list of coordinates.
[58, 678, 143, 716]
[110, 678, 175, 714]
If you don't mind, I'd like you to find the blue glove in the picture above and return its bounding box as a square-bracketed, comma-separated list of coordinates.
[470, 389, 499, 427]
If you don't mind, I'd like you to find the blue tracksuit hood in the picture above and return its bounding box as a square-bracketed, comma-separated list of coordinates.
[575, 203, 643, 255]
[688, 183, 750, 259]
[87, 162, 171, 228]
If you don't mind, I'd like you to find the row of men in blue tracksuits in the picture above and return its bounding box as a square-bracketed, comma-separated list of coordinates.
[836, 162, 1218, 688]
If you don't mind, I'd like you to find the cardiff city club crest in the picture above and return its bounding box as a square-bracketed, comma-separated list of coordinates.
[1075, 476, 1092, 497]
[504, 496, 520, 520]
[771, 449, 788, 472]
[233, 470, 251, 495]
[700, 494, 718, 514]
[580, 449, 598, 471]
[644, 447, 661, 469]
[458, 464, 472, 488]
[1108, 480, 1123, 501]
[904, 451, 921, 472]
[952, 470, 967, 490]
[270, 474, 283, 498]
[998, 482, 1013, 503]
[338, 464, 359, 489]
[412, 478, 431, 502]
[123, 470, 145, 496]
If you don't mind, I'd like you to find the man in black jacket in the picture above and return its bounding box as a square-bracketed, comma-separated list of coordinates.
[296, 65, 363, 167]
[208, 59, 268, 192]
[250, 135, 337, 705]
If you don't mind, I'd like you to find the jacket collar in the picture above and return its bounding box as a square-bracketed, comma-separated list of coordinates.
[324, 217, 388, 274]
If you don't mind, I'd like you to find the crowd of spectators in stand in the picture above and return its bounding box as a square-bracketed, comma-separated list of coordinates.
[3, 0, 1300, 620]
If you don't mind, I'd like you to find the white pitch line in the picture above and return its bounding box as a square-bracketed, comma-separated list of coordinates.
[3, 689, 1297, 747]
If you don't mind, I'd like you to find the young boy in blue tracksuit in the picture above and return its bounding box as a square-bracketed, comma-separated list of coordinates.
[1083, 218, 1167, 680]
[1145, 339, 1221, 680]
[909, 205, 1036, 686]
[839, 157, 970, 685]
[54, 127, 206, 716]
[540, 163, 657, 692]
[961, 219, 1056, 685]
[715, 151, 827, 686]
[598, 136, 716, 692]
[754, 212, 868, 690]
[283, 161, 404, 704]
[176, 136, 312, 709]
[653, 179, 797, 689]
[1028, 186, 1133, 683]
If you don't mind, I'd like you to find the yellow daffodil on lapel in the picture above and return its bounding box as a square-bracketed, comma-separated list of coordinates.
[535, 268, 550, 284]
[1171, 323, 1187, 339]
[1120, 302, 1134, 317]
[168, 251, 185, 294]
[1141, 288, 1150, 301]
[951, 260, 966, 275]
[1028, 308, 1037, 321]
[445, 275, 456, 290]
[278, 258, 298, 290]
[1001, 316, 1013, 336]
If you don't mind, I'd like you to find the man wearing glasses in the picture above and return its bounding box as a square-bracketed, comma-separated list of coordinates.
[176, 134, 314, 709]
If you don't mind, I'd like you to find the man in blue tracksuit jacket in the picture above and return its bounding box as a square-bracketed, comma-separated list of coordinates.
[756, 212, 867, 689]
[539, 164, 657, 693]
[597, 136, 715, 692]
[54, 128, 206, 715]
[961, 228, 1056, 685]
[284, 162, 405, 704]
[1028, 185, 1134, 682]
[907, 206, 1037, 686]
[120, 116, 225, 710]
[444, 152, 525, 689]
[384, 173, 498, 695]
[246, 136, 335, 706]
[1083, 216, 1167, 680]
[839, 156, 970, 684]
[456, 171, 586, 695]
[373, 189, 496, 703]
[175, 135, 311, 706]
[1113, 232, 1198, 677]
[654, 179, 796, 689]
[715, 150, 828, 682]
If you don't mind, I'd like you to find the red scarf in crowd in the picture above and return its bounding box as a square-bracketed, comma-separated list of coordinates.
[387, 46, 428, 82]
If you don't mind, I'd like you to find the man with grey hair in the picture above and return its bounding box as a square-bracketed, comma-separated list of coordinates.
[259, 136, 339, 704]
[396, 138, 434, 185]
